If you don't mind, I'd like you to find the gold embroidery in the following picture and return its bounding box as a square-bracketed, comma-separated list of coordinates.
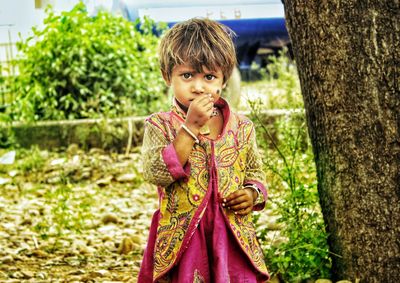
[142, 108, 268, 280]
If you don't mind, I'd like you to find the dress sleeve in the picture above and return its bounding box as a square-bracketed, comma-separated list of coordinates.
[141, 116, 190, 187]
[244, 122, 268, 211]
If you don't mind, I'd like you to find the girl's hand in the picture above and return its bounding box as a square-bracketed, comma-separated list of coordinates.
[185, 94, 214, 130]
[222, 188, 256, 215]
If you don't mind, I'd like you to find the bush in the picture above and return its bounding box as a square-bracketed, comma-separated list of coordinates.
[7, 3, 168, 122]
[251, 103, 332, 281]
[246, 55, 331, 281]
[0, 63, 3, 86]
[241, 49, 303, 111]
[0, 63, 6, 107]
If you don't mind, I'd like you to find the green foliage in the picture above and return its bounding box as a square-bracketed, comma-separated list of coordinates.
[10, 147, 94, 246]
[265, 51, 302, 109]
[251, 103, 332, 281]
[7, 2, 168, 122]
[0, 126, 15, 148]
[0, 63, 9, 117]
[0, 63, 4, 90]
[16, 146, 47, 173]
[245, 53, 331, 279]
[241, 49, 303, 111]
[35, 183, 94, 245]
[0, 63, 15, 121]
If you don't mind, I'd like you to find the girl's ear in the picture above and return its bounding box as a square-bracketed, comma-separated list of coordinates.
[222, 83, 227, 89]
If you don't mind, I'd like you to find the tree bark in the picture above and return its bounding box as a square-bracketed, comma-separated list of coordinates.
[283, 1, 400, 282]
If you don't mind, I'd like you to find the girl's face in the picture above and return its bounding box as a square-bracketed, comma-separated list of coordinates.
[165, 64, 226, 110]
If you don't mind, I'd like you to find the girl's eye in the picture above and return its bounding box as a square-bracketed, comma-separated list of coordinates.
[182, 73, 192, 79]
[205, 74, 216, 81]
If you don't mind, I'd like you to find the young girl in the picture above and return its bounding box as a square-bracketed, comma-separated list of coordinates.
[138, 18, 270, 283]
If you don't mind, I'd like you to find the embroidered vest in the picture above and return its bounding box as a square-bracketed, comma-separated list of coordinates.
[142, 103, 268, 280]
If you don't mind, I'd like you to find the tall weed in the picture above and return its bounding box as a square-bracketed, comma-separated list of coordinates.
[248, 52, 332, 281]
[252, 106, 332, 281]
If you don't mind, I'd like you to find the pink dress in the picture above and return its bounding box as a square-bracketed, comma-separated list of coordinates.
[138, 99, 269, 282]
[139, 162, 269, 282]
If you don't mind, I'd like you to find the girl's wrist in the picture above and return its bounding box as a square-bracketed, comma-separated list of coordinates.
[244, 187, 258, 203]
[183, 122, 200, 136]
[181, 124, 200, 144]
[244, 184, 263, 205]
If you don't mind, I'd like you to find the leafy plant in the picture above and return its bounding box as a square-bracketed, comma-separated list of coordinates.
[0, 63, 12, 123]
[34, 184, 95, 250]
[7, 3, 168, 122]
[32, 162, 95, 246]
[0, 125, 15, 148]
[251, 102, 332, 281]
[241, 49, 303, 111]
[0, 63, 4, 102]
[16, 146, 47, 174]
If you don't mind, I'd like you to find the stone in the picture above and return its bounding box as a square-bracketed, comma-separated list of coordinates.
[118, 237, 134, 255]
[80, 246, 96, 255]
[102, 235, 113, 242]
[30, 249, 49, 258]
[68, 270, 86, 276]
[21, 270, 34, 279]
[102, 214, 119, 225]
[8, 170, 18, 177]
[129, 235, 142, 245]
[10, 271, 24, 279]
[46, 175, 62, 184]
[89, 269, 109, 278]
[0, 177, 11, 185]
[67, 144, 80, 155]
[20, 218, 33, 226]
[89, 148, 105, 155]
[116, 173, 136, 182]
[96, 176, 113, 187]
[79, 170, 92, 180]
[37, 272, 48, 279]
[0, 255, 14, 264]
[50, 158, 66, 166]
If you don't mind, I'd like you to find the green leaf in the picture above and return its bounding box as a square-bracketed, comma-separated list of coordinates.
[7, 3, 168, 122]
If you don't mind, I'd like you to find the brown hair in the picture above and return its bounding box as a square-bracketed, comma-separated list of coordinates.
[158, 18, 237, 84]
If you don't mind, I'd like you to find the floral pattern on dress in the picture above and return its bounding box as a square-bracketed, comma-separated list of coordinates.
[141, 100, 268, 281]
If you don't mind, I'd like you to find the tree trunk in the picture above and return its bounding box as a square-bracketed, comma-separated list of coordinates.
[283, 1, 400, 282]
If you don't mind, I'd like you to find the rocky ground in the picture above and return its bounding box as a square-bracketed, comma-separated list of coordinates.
[0, 145, 283, 283]
[0, 145, 159, 282]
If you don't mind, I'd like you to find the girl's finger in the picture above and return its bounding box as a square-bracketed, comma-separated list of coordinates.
[225, 195, 248, 207]
[224, 190, 246, 202]
[230, 201, 251, 211]
[192, 94, 212, 106]
[235, 207, 252, 215]
[200, 98, 214, 109]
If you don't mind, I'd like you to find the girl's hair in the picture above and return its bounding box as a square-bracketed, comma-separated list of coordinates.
[159, 18, 237, 84]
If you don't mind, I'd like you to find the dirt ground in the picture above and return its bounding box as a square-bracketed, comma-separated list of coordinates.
[0, 146, 157, 282]
[0, 145, 279, 283]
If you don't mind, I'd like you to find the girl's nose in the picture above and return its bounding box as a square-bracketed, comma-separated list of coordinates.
[191, 80, 205, 94]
